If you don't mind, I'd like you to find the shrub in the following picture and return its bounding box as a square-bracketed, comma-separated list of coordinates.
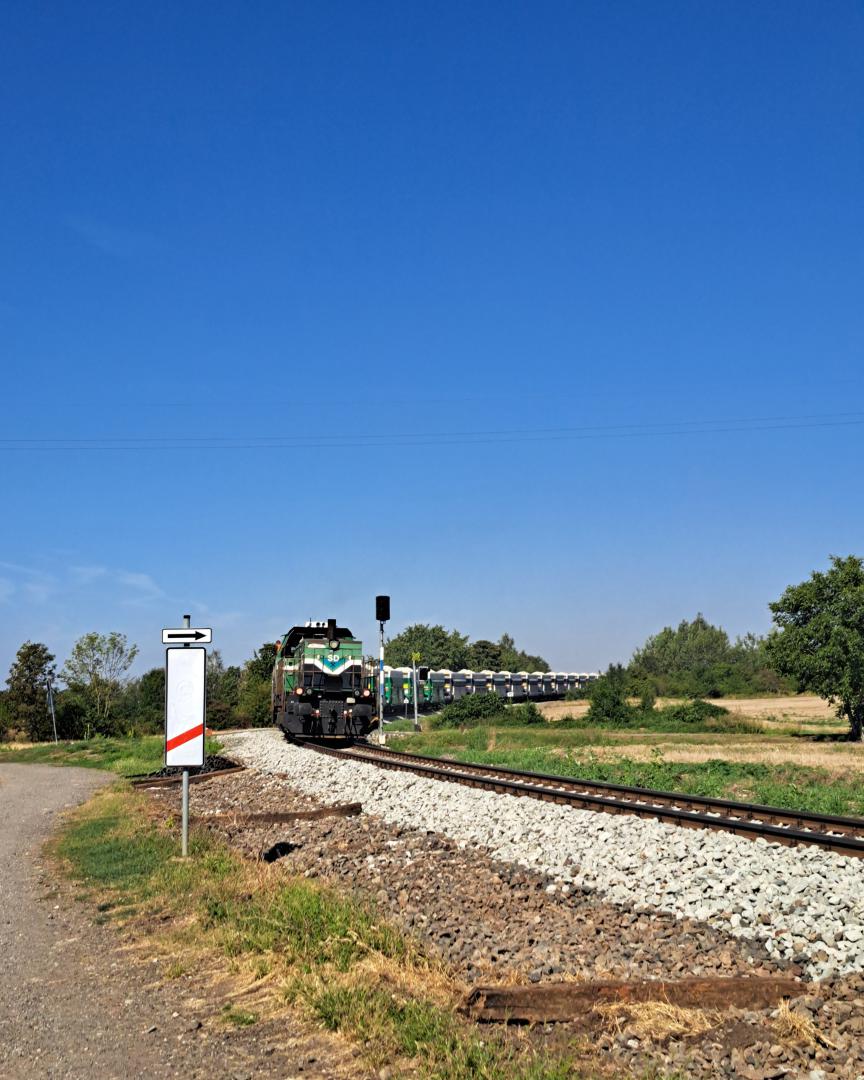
[429, 693, 505, 729]
[493, 701, 544, 726]
[586, 670, 640, 727]
[660, 699, 729, 725]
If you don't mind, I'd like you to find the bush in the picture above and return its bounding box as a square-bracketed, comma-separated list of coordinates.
[586, 669, 641, 727]
[660, 699, 729, 725]
[430, 695, 548, 729]
[429, 693, 505, 729]
[235, 678, 272, 727]
[493, 701, 545, 726]
[54, 692, 88, 740]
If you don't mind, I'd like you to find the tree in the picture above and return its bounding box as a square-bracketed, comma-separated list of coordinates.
[245, 643, 278, 681]
[586, 664, 638, 727]
[61, 632, 139, 737]
[206, 650, 241, 729]
[233, 643, 276, 728]
[629, 614, 732, 697]
[497, 633, 550, 673]
[385, 625, 471, 669]
[766, 555, 864, 741]
[6, 642, 55, 741]
[115, 667, 165, 735]
[468, 639, 503, 671]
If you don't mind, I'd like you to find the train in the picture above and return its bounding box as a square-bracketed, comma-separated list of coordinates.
[272, 620, 377, 740]
[382, 666, 599, 713]
[272, 618, 598, 741]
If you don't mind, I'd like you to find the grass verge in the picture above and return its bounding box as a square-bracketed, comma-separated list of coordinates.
[0, 735, 221, 777]
[397, 731, 864, 817]
[53, 785, 601, 1079]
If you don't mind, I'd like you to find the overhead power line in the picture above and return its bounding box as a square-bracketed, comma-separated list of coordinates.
[1, 411, 863, 451]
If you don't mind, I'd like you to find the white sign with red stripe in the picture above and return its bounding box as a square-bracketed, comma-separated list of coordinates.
[165, 647, 206, 767]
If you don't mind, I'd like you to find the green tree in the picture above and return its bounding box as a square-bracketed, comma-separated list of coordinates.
[766, 555, 864, 741]
[246, 642, 278, 681]
[498, 633, 550, 673]
[6, 641, 55, 741]
[586, 664, 638, 727]
[234, 643, 276, 727]
[385, 624, 471, 669]
[206, 650, 241, 729]
[629, 614, 735, 697]
[236, 673, 272, 726]
[61, 632, 139, 737]
[115, 667, 165, 735]
[53, 690, 87, 740]
[468, 639, 503, 670]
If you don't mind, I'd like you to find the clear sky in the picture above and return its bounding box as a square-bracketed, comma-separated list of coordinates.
[1, 1, 862, 677]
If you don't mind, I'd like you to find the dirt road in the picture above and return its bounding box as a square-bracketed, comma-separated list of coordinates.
[0, 764, 364, 1079]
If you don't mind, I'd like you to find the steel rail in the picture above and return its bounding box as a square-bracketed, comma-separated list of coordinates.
[299, 740, 864, 858]
[356, 743, 864, 837]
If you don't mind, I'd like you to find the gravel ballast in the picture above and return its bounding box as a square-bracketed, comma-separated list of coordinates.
[224, 730, 864, 981]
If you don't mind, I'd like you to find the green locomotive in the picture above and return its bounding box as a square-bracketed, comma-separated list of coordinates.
[272, 619, 376, 740]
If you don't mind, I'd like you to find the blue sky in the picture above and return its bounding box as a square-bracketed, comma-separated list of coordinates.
[1, 1, 862, 676]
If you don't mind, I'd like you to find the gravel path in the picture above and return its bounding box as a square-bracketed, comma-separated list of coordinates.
[0, 763, 366, 1080]
[225, 730, 864, 981]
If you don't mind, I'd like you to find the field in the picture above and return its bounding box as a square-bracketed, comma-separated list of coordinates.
[395, 694, 864, 817]
[538, 694, 841, 732]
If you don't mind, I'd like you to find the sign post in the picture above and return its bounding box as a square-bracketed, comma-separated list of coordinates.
[411, 651, 421, 733]
[375, 596, 390, 746]
[164, 615, 208, 858]
[46, 679, 58, 744]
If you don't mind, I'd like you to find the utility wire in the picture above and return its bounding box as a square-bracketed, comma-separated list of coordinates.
[1, 412, 863, 451]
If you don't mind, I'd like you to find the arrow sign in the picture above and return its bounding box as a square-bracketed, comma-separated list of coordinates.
[162, 627, 212, 644]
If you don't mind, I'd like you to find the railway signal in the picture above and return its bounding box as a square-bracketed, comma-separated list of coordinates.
[411, 651, 421, 732]
[375, 596, 390, 745]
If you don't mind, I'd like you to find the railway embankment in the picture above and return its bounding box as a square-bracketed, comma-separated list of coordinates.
[223, 730, 864, 983]
[148, 729, 864, 1078]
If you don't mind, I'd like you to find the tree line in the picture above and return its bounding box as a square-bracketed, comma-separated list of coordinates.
[5, 555, 864, 741]
[384, 626, 549, 672]
[0, 634, 278, 742]
[589, 556, 864, 740]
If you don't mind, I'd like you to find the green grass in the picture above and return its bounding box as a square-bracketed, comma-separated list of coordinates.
[307, 984, 579, 1079]
[55, 787, 601, 1079]
[0, 734, 221, 777]
[399, 726, 617, 754]
[221, 1005, 258, 1027]
[384, 717, 423, 732]
[397, 730, 864, 817]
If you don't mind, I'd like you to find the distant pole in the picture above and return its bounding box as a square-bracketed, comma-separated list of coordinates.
[379, 620, 386, 746]
[414, 652, 421, 730]
[46, 679, 58, 744]
[181, 612, 191, 858]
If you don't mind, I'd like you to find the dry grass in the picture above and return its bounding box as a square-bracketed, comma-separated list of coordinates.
[539, 695, 839, 730]
[773, 1001, 836, 1049]
[577, 740, 864, 771]
[593, 1000, 722, 1041]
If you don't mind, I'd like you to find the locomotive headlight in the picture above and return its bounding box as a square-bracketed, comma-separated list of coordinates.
[329, 638, 340, 651]
[362, 688, 371, 697]
[295, 686, 304, 696]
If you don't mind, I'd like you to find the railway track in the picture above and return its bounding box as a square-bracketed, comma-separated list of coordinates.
[299, 740, 864, 858]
